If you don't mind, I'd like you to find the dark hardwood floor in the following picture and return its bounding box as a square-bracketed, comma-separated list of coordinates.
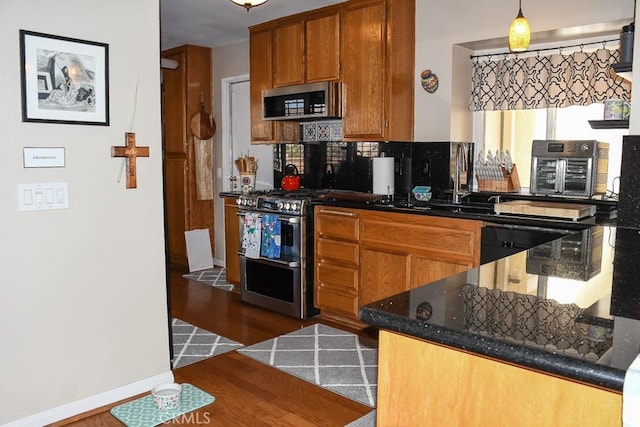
[54, 268, 376, 426]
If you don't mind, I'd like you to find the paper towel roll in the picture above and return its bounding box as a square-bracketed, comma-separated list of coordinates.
[373, 157, 394, 195]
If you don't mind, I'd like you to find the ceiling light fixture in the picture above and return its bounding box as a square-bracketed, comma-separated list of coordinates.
[230, 0, 269, 12]
[508, 0, 531, 52]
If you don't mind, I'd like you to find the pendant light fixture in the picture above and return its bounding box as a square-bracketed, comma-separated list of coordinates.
[508, 0, 531, 52]
[230, 0, 269, 11]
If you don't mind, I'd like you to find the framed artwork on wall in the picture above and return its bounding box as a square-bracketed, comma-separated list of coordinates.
[19, 30, 109, 126]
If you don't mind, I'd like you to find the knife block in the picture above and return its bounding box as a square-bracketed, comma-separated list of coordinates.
[477, 164, 521, 193]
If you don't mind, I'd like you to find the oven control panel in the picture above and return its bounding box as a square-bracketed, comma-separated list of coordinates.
[257, 197, 305, 215]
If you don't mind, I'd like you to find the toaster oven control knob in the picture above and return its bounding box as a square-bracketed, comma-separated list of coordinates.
[581, 143, 590, 152]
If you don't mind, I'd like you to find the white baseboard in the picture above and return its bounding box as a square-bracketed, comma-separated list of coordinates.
[212, 257, 225, 268]
[3, 371, 174, 427]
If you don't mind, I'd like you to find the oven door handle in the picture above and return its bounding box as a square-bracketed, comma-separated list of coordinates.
[237, 211, 301, 224]
[239, 254, 301, 268]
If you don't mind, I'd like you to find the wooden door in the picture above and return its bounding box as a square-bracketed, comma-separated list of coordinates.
[162, 50, 188, 266]
[273, 21, 304, 87]
[341, 0, 386, 140]
[250, 28, 274, 143]
[305, 10, 340, 82]
[360, 248, 410, 306]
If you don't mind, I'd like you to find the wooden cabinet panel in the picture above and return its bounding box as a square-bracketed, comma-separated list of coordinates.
[316, 285, 359, 317]
[360, 248, 409, 306]
[360, 215, 479, 263]
[315, 207, 359, 240]
[162, 51, 187, 155]
[249, 28, 274, 143]
[224, 197, 240, 284]
[410, 255, 470, 289]
[164, 158, 188, 265]
[305, 11, 340, 82]
[341, 0, 386, 140]
[317, 262, 358, 291]
[377, 331, 622, 426]
[341, 0, 414, 141]
[317, 238, 359, 265]
[274, 22, 304, 87]
[162, 45, 214, 269]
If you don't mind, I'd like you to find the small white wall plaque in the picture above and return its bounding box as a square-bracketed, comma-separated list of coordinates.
[23, 147, 65, 168]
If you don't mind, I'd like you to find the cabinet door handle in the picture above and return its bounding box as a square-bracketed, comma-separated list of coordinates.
[319, 209, 355, 217]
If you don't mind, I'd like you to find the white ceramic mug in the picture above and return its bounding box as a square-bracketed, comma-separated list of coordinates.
[603, 99, 630, 120]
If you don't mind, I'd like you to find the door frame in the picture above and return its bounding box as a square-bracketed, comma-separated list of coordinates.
[221, 74, 249, 192]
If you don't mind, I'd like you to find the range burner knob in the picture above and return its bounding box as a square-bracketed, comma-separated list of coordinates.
[290, 202, 299, 212]
[236, 198, 242, 205]
[284, 202, 291, 210]
[277, 201, 284, 210]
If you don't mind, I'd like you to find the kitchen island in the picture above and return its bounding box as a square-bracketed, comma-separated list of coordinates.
[360, 225, 639, 426]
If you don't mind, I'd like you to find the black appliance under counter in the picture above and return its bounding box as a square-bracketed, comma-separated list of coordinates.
[360, 225, 640, 392]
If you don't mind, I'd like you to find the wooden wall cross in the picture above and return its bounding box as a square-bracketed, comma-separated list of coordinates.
[111, 132, 149, 188]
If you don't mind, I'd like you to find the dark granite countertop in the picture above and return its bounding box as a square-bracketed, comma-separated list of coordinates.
[360, 225, 640, 392]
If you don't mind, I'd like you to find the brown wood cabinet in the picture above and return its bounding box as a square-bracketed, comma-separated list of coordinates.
[341, 0, 415, 141]
[161, 45, 215, 270]
[249, 28, 274, 143]
[315, 207, 361, 319]
[359, 211, 480, 306]
[224, 197, 240, 285]
[273, 7, 341, 87]
[248, 0, 413, 143]
[314, 207, 482, 325]
[273, 21, 304, 87]
[377, 330, 621, 426]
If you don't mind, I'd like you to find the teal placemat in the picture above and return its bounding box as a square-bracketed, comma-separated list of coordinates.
[110, 383, 215, 427]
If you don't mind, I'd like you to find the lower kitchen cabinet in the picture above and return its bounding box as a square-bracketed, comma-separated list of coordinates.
[224, 197, 240, 285]
[315, 207, 361, 319]
[377, 330, 621, 426]
[314, 206, 482, 325]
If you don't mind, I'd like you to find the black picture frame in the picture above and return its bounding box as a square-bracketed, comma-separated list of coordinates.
[19, 30, 109, 126]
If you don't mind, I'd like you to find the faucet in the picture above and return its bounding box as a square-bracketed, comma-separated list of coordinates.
[453, 143, 471, 204]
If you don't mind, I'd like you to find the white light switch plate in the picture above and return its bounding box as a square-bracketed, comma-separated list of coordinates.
[17, 182, 69, 211]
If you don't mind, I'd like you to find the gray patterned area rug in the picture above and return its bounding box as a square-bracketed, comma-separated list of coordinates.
[238, 323, 378, 408]
[171, 318, 243, 369]
[183, 267, 234, 292]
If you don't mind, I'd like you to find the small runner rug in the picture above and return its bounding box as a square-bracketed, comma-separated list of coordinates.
[238, 323, 378, 407]
[110, 383, 214, 427]
[172, 318, 243, 369]
[182, 267, 234, 292]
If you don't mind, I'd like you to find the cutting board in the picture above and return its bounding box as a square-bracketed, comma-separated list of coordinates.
[494, 200, 596, 220]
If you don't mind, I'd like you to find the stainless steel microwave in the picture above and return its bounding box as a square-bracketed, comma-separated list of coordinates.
[530, 140, 609, 197]
[262, 82, 341, 121]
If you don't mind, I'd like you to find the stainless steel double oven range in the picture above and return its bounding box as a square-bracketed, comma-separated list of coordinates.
[236, 190, 319, 319]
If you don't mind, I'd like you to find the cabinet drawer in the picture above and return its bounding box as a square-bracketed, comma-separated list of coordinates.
[316, 285, 359, 317]
[317, 238, 359, 265]
[316, 208, 359, 241]
[361, 219, 476, 258]
[317, 262, 358, 292]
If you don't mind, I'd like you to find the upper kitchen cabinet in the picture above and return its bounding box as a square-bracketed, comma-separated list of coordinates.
[273, 7, 341, 87]
[304, 9, 341, 82]
[273, 21, 304, 87]
[249, 27, 274, 143]
[341, 0, 415, 141]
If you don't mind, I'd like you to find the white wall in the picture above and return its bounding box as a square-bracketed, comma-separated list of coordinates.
[415, 0, 636, 141]
[212, 41, 249, 265]
[0, 1, 171, 425]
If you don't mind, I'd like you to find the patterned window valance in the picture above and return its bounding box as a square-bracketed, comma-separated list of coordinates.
[469, 48, 631, 111]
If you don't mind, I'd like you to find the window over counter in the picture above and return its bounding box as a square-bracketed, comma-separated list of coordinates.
[473, 104, 625, 199]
